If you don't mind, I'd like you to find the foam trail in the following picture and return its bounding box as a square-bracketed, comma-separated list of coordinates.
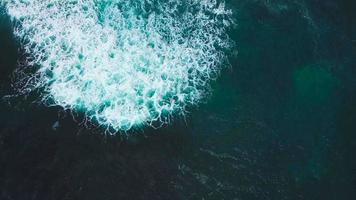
[3, 0, 234, 132]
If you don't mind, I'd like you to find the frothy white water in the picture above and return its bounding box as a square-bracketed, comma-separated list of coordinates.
[3, 0, 234, 132]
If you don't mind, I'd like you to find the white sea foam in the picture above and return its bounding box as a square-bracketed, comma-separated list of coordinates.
[3, 0, 234, 132]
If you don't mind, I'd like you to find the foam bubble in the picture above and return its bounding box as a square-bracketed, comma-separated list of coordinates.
[4, 0, 234, 132]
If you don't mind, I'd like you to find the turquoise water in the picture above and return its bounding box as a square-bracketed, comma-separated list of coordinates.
[0, 0, 355, 199]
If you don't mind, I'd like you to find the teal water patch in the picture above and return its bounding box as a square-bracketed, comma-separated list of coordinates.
[3, 0, 235, 132]
[293, 63, 338, 104]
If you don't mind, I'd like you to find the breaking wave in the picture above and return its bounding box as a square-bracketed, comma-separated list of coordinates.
[3, 0, 234, 132]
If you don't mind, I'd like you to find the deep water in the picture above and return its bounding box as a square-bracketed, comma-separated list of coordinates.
[0, 0, 355, 200]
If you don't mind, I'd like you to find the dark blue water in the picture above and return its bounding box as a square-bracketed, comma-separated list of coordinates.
[0, 0, 355, 199]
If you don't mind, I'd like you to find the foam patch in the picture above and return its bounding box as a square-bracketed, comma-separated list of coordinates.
[3, 0, 234, 132]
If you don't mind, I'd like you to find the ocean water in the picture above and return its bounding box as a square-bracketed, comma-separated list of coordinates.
[0, 0, 355, 199]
